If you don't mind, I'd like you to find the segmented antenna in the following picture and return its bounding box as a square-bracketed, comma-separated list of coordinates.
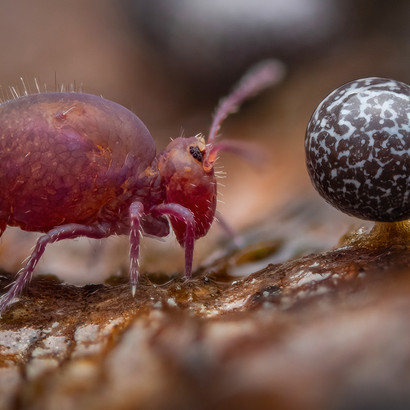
[204, 59, 285, 170]
[208, 60, 285, 145]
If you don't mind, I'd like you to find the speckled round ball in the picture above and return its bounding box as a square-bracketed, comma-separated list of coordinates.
[305, 77, 410, 222]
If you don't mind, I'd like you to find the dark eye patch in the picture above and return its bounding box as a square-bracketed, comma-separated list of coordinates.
[189, 146, 203, 162]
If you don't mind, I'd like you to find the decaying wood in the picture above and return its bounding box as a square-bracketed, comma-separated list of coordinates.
[1, 212, 409, 410]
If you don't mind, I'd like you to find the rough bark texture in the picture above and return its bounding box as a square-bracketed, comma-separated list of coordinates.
[1, 211, 409, 410]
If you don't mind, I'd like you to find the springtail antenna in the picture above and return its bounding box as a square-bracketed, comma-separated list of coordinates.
[204, 60, 285, 171]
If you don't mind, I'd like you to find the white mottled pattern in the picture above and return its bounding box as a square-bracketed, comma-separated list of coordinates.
[305, 77, 410, 222]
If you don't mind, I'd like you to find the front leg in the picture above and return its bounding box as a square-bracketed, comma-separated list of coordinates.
[129, 201, 144, 296]
[151, 203, 195, 278]
[215, 210, 244, 248]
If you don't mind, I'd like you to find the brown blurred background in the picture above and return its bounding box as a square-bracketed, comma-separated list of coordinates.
[0, 0, 409, 282]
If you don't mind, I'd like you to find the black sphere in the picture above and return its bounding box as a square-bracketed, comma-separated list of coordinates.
[305, 77, 410, 222]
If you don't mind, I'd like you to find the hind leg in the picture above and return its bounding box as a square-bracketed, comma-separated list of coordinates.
[0, 220, 5, 238]
[0, 222, 110, 314]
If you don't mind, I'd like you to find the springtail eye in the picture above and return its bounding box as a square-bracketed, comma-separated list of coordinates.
[189, 146, 203, 162]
